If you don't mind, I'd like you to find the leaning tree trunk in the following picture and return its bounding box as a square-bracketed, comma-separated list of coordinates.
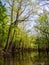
[4, 0, 14, 52]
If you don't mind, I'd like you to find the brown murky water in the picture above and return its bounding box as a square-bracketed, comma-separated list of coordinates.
[0, 52, 49, 65]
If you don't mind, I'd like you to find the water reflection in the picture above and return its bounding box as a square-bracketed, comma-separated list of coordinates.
[0, 52, 49, 65]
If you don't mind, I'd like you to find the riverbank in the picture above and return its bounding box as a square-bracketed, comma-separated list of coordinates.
[0, 48, 49, 56]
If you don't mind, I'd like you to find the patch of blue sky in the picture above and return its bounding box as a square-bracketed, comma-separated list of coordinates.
[39, 1, 49, 6]
[1, 0, 5, 4]
[1, 0, 10, 7]
[39, 1, 49, 12]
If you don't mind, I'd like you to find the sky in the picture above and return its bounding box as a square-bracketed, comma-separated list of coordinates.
[1, 0, 49, 35]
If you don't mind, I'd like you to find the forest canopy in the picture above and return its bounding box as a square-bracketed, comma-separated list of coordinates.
[0, 0, 49, 53]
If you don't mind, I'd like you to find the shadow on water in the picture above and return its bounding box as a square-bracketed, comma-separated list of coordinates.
[0, 51, 49, 65]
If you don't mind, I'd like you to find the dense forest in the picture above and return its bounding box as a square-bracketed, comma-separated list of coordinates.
[0, 0, 49, 55]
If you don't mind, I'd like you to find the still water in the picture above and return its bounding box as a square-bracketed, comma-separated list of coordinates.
[0, 51, 49, 65]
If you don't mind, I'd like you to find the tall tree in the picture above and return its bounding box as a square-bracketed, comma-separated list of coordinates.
[4, 0, 34, 52]
[0, 0, 8, 49]
[35, 12, 49, 53]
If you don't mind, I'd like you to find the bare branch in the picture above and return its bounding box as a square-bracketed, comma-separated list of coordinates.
[18, 4, 28, 16]
[40, 3, 49, 6]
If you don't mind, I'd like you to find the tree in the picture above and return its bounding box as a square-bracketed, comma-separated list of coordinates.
[35, 12, 49, 53]
[0, 0, 8, 49]
[3, 0, 35, 52]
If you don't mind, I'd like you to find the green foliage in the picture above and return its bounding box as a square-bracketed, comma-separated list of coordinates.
[35, 13, 49, 49]
[11, 26, 35, 49]
[0, 0, 40, 51]
[0, 0, 8, 49]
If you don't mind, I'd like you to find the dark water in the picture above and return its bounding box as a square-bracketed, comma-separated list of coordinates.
[0, 51, 49, 65]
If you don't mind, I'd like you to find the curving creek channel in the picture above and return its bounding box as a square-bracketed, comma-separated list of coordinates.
[0, 51, 49, 65]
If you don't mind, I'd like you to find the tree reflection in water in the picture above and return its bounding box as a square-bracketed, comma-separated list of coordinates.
[0, 52, 49, 65]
